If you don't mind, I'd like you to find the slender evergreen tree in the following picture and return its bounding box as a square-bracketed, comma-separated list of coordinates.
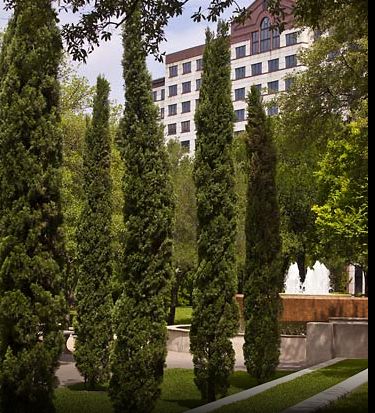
[243, 87, 283, 383]
[190, 22, 239, 403]
[0, 1, 66, 412]
[74, 76, 113, 389]
[109, 8, 174, 413]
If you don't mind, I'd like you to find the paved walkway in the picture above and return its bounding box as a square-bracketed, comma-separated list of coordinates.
[57, 351, 303, 387]
[281, 369, 368, 413]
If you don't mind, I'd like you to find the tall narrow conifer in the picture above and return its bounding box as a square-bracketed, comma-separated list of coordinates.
[0, 1, 65, 412]
[190, 22, 239, 403]
[109, 9, 174, 413]
[74, 76, 113, 389]
[243, 87, 283, 383]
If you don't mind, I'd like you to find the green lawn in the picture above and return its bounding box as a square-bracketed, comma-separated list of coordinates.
[55, 368, 291, 413]
[214, 359, 368, 413]
[174, 307, 193, 325]
[321, 383, 368, 413]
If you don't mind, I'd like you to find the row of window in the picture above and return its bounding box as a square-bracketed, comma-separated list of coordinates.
[169, 59, 203, 78]
[163, 78, 295, 118]
[234, 78, 294, 101]
[168, 28, 298, 81]
[168, 121, 191, 136]
[235, 104, 279, 121]
[236, 23, 299, 58]
[235, 55, 297, 80]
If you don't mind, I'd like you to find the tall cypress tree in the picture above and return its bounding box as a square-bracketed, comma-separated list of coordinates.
[109, 8, 174, 413]
[190, 22, 239, 403]
[0, 1, 65, 412]
[243, 87, 283, 383]
[74, 76, 113, 389]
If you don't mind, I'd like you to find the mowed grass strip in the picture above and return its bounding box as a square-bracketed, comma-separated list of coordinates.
[214, 359, 368, 413]
[55, 368, 292, 413]
[173, 307, 193, 326]
[320, 383, 368, 413]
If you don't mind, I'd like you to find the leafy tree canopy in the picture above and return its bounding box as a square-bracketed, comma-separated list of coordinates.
[3, 0, 366, 61]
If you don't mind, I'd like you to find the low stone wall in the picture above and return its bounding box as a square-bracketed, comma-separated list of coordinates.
[167, 326, 307, 367]
[235, 294, 368, 323]
[168, 319, 368, 368]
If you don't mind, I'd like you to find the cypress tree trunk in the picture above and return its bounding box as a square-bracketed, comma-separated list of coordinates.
[243, 87, 284, 383]
[109, 9, 174, 413]
[0, 2, 66, 412]
[74, 76, 113, 389]
[190, 22, 239, 403]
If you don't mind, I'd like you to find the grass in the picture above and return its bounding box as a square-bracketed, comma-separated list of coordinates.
[54, 368, 291, 413]
[173, 306, 193, 325]
[320, 383, 368, 413]
[214, 359, 368, 413]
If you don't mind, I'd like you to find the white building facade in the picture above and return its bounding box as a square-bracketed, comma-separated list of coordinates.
[152, 0, 314, 153]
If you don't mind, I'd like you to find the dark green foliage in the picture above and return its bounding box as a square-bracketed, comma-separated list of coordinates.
[109, 9, 174, 413]
[190, 22, 239, 403]
[0, 2, 66, 412]
[244, 87, 283, 384]
[74, 76, 113, 389]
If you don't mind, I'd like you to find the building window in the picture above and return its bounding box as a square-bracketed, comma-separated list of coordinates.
[236, 45, 246, 59]
[235, 88, 246, 101]
[182, 81, 191, 94]
[254, 84, 263, 93]
[272, 28, 280, 49]
[160, 108, 165, 119]
[182, 101, 191, 113]
[152, 91, 158, 102]
[260, 17, 271, 53]
[235, 109, 246, 122]
[268, 80, 279, 94]
[251, 63, 262, 76]
[161, 89, 165, 100]
[285, 54, 297, 68]
[168, 104, 177, 116]
[169, 65, 178, 78]
[267, 105, 279, 116]
[181, 140, 190, 152]
[168, 123, 177, 136]
[286, 32, 298, 46]
[169, 85, 178, 97]
[251, 31, 259, 55]
[181, 120, 191, 133]
[196, 59, 203, 71]
[235, 67, 246, 80]
[268, 58, 279, 72]
[285, 78, 294, 91]
[196, 79, 202, 91]
[183, 61, 192, 74]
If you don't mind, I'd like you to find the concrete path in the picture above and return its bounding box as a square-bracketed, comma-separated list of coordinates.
[184, 358, 345, 413]
[57, 350, 303, 387]
[280, 369, 368, 413]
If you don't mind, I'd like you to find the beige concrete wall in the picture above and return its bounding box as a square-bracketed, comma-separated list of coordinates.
[280, 336, 306, 365]
[333, 323, 368, 359]
[306, 323, 334, 366]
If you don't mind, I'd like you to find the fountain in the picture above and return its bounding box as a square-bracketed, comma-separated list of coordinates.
[285, 261, 331, 295]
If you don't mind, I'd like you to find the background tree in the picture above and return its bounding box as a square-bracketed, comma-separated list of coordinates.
[74, 76, 113, 389]
[0, 2, 66, 412]
[167, 140, 197, 325]
[244, 87, 283, 384]
[190, 22, 239, 403]
[313, 104, 368, 293]
[109, 8, 174, 413]
[274, 0, 368, 288]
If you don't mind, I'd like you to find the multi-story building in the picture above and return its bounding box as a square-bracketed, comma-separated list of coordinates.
[152, 0, 314, 153]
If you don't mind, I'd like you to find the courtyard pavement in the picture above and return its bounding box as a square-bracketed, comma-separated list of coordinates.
[57, 351, 302, 387]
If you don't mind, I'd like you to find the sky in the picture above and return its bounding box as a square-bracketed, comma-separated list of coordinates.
[0, 0, 250, 103]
